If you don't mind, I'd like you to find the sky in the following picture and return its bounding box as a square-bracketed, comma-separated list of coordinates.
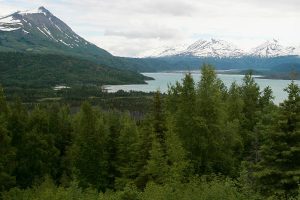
[0, 0, 299, 57]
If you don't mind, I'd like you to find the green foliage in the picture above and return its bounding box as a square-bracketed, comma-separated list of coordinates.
[240, 72, 261, 157]
[0, 66, 300, 199]
[151, 91, 167, 147]
[3, 176, 264, 200]
[2, 178, 99, 200]
[71, 102, 109, 191]
[115, 114, 140, 189]
[144, 137, 169, 184]
[227, 82, 244, 121]
[165, 118, 190, 182]
[0, 86, 8, 115]
[0, 52, 147, 89]
[166, 65, 241, 176]
[254, 82, 300, 198]
[0, 113, 16, 192]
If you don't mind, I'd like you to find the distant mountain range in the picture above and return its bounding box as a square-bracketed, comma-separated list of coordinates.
[143, 38, 300, 58]
[0, 6, 299, 82]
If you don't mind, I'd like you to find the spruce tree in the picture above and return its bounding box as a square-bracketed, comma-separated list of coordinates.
[144, 137, 168, 185]
[16, 106, 59, 188]
[71, 102, 109, 191]
[139, 92, 168, 185]
[152, 91, 167, 147]
[7, 98, 27, 148]
[115, 114, 140, 189]
[255, 82, 300, 198]
[104, 111, 122, 189]
[240, 72, 260, 158]
[0, 110, 16, 192]
[194, 64, 234, 174]
[165, 117, 190, 182]
[227, 82, 244, 122]
[173, 73, 197, 155]
[47, 104, 73, 184]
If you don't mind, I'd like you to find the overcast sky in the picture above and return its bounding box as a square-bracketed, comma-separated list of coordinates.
[1, 0, 299, 57]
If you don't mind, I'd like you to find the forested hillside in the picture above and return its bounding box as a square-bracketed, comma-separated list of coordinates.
[0, 65, 299, 200]
[0, 52, 149, 88]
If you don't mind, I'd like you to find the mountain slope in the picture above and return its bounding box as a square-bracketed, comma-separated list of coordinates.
[0, 52, 148, 88]
[0, 7, 111, 58]
[249, 39, 296, 57]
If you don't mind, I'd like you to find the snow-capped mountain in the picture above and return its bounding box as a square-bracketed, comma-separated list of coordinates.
[183, 39, 244, 58]
[144, 39, 300, 58]
[0, 6, 110, 57]
[144, 39, 244, 58]
[140, 44, 188, 57]
[249, 39, 296, 57]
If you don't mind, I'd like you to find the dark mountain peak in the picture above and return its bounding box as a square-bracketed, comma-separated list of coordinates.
[11, 6, 52, 17]
[38, 6, 48, 12]
[37, 6, 52, 16]
[0, 6, 111, 57]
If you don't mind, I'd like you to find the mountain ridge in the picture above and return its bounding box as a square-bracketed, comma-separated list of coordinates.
[1, 6, 299, 76]
[143, 38, 300, 58]
[0, 6, 111, 57]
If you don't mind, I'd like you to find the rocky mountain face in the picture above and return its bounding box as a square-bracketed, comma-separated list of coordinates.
[0, 6, 111, 57]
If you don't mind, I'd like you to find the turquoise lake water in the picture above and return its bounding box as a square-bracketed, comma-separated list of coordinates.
[105, 72, 300, 104]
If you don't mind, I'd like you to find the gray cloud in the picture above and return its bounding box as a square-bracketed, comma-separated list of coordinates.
[104, 28, 181, 40]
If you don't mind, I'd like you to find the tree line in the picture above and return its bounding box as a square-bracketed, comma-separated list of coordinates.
[0, 64, 299, 200]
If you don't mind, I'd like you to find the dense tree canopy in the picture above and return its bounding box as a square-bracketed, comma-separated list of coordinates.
[0, 66, 299, 200]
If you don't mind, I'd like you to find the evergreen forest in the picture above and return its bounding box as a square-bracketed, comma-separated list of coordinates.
[0, 65, 299, 200]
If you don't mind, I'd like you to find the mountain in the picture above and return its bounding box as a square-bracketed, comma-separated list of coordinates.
[249, 39, 297, 57]
[182, 39, 245, 58]
[0, 7, 163, 89]
[0, 6, 111, 58]
[144, 39, 300, 58]
[0, 6, 172, 72]
[141, 44, 188, 57]
[143, 39, 244, 58]
[1, 6, 299, 76]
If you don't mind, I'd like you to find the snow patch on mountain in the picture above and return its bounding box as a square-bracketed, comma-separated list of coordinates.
[249, 39, 296, 57]
[184, 39, 244, 57]
[0, 6, 94, 49]
[143, 39, 245, 58]
[18, 7, 48, 16]
[141, 43, 188, 57]
[144, 39, 300, 58]
[0, 16, 22, 31]
[0, 16, 22, 24]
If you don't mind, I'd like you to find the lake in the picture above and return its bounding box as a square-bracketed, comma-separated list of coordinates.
[105, 71, 300, 104]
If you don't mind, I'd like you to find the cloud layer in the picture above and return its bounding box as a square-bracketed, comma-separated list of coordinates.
[1, 0, 299, 57]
